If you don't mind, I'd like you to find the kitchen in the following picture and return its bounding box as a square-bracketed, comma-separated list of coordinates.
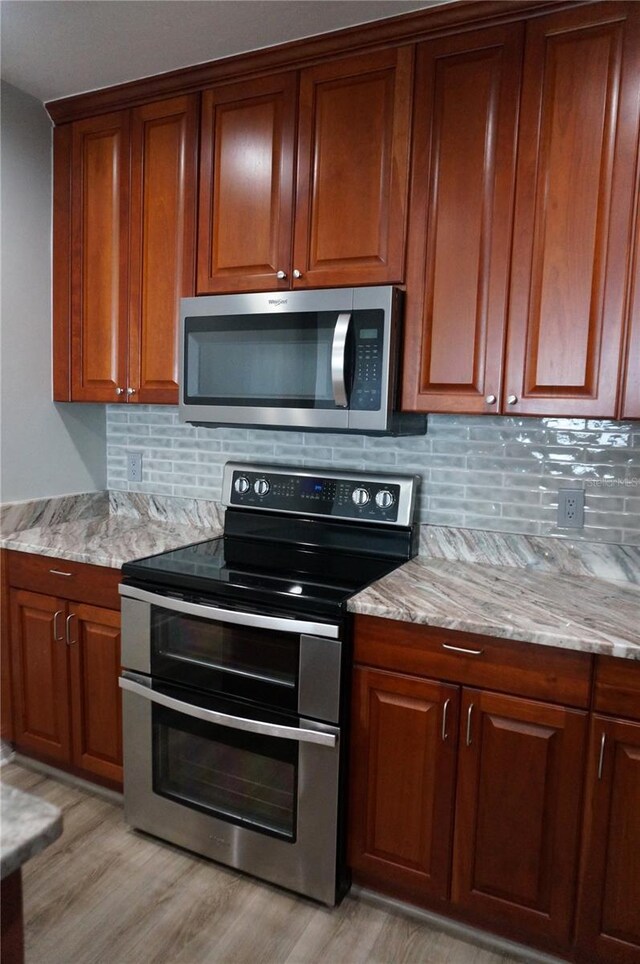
[1, 0, 639, 962]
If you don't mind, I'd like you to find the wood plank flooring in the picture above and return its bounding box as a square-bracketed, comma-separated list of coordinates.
[2, 763, 536, 964]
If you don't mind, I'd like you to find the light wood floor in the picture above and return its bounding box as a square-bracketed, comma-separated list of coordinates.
[2, 762, 536, 964]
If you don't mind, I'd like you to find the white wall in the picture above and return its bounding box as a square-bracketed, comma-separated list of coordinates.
[0, 81, 106, 502]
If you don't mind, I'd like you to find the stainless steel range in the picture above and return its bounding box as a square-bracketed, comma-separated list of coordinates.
[118, 462, 418, 906]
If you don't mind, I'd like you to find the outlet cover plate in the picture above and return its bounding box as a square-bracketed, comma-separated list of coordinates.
[127, 452, 142, 483]
[557, 488, 584, 528]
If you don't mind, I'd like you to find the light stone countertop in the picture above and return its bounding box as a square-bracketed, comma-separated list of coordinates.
[348, 556, 640, 660]
[2, 493, 638, 661]
[1, 783, 62, 879]
[0, 513, 223, 569]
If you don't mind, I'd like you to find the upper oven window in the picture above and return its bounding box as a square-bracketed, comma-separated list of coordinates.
[150, 607, 299, 710]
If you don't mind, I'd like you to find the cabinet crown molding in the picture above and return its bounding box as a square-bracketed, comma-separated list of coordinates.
[45, 0, 577, 125]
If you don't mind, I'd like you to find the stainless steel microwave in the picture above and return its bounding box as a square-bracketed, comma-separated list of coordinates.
[179, 286, 426, 434]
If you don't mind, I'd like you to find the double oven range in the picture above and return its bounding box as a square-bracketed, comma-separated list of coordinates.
[119, 463, 418, 906]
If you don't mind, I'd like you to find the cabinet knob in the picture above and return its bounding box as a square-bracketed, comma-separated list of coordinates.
[507, 394, 518, 405]
[115, 387, 125, 395]
[293, 269, 303, 279]
[485, 394, 497, 405]
[126, 387, 136, 396]
[276, 270, 287, 280]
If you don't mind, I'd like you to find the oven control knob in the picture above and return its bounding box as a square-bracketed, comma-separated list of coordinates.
[375, 489, 395, 510]
[254, 478, 270, 497]
[234, 476, 250, 495]
[352, 487, 370, 507]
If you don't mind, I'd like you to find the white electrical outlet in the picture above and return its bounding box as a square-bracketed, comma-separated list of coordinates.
[557, 488, 584, 528]
[127, 452, 143, 483]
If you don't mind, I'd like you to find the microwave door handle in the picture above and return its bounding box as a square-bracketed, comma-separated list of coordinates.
[331, 312, 352, 408]
[119, 676, 337, 748]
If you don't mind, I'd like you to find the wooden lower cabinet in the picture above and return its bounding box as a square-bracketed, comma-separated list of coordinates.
[9, 585, 122, 786]
[349, 667, 459, 904]
[575, 717, 640, 964]
[452, 689, 588, 952]
[10, 589, 71, 764]
[68, 604, 122, 784]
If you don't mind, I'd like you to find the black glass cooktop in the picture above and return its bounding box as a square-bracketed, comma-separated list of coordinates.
[122, 510, 416, 619]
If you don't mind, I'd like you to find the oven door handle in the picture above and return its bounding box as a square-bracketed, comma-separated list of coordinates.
[119, 676, 338, 748]
[331, 312, 352, 409]
[118, 584, 339, 640]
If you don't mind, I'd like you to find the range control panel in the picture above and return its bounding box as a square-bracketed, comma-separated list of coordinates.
[223, 463, 417, 527]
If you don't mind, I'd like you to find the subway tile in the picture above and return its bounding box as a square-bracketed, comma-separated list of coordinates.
[307, 433, 365, 448]
[247, 430, 304, 444]
[105, 408, 639, 542]
[197, 427, 248, 441]
[221, 441, 275, 456]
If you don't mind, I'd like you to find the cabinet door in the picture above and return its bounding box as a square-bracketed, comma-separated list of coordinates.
[504, 2, 640, 417]
[128, 95, 198, 404]
[403, 24, 522, 414]
[197, 73, 296, 294]
[576, 716, 640, 964]
[293, 47, 413, 288]
[70, 111, 130, 401]
[621, 158, 640, 418]
[452, 689, 587, 951]
[349, 667, 459, 905]
[10, 590, 71, 764]
[68, 603, 122, 784]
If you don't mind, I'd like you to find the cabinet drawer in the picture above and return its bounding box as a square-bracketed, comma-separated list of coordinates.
[7, 551, 121, 610]
[593, 655, 640, 721]
[353, 615, 592, 708]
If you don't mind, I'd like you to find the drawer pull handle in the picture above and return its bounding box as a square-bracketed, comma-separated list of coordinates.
[442, 643, 484, 656]
[49, 569, 74, 577]
[466, 703, 474, 747]
[66, 614, 77, 645]
[598, 732, 606, 780]
[53, 610, 64, 642]
[441, 698, 451, 742]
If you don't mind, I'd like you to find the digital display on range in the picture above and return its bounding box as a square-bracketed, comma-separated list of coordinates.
[300, 478, 328, 496]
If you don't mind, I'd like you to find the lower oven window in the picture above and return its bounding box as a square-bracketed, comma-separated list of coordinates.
[152, 702, 298, 841]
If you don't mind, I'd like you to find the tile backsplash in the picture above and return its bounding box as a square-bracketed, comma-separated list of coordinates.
[106, 406, 640, 545]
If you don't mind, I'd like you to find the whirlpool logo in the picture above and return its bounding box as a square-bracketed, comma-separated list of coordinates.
[268, 298, 288, 306]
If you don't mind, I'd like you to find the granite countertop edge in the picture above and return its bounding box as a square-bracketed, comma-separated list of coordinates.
[1, 784, 63, 879]
[2, 511, 638, 662]
[0, 519, 223, 570]
[347, 559, 640, 662]
[347, 598, 639, 660]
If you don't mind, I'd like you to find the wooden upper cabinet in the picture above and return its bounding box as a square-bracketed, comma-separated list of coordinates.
[349, 666, 459, 905]
[621, 156, 640, 418]
[128, 96, 198, 403]
[504, 2, 640, 417]
[576, 716, 640, 964]
[10, 589, 71, 764]
[452, 689, 587, 952]
[70, 111, 130, 402]
[402, 24, 523, 414]
[197, 73, 296, 293]
[293, 47, 413, 288]
[55, 97, 197, 404]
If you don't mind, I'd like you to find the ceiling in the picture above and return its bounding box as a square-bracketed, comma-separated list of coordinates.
[0, 0, 445, 104]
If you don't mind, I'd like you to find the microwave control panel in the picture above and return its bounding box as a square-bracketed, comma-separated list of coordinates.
[226, 466, 418, 526]
[350, 310, 384, 411]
